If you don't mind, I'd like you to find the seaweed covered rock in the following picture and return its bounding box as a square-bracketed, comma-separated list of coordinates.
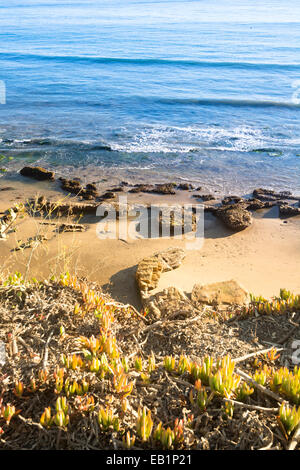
[216, 204, 252, 232]
[20, 166, 55, 181]
[279, 204, 300, 217]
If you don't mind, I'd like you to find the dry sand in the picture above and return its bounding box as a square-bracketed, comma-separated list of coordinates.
[1, 178, 300, 309]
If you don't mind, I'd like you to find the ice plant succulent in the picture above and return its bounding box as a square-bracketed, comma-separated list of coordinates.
[136, 407, 153, 442]
[98, 406, 120, 432]
[122, 431, 136, 449]
[278, 403, 300, 437]
[0, 403, 17, 425]
[13, 380, 24, 398]
[40, 407, 53, 428]
[163, 356, 176, 372]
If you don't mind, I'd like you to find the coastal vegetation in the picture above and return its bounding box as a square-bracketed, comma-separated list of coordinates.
[0, 271, 300, 450]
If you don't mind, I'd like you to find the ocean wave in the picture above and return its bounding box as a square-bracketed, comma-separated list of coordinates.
[155, 97, 300, 109]
[0, 137, 112, 151]
[2, 52, 300, 71]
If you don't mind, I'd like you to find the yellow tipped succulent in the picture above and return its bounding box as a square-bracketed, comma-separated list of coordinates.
[223, 401, 234, 418]
[13, 381, 24, 398]
[122, 431, 135, 449]
[177, 355, 190, 375]
[1, 404, 17, 425]
[163, 356, 176, 372]
[55, 397, 69, 415]
[235, 382, 254, 402]
[136, 407, 153, 442]
[53, 409, 69, 428]
[134, 356, 143, 372]
[98, 406, 119, 431]
[40, 407, 52, 428]
[113, 370, 134, 397]
[147, 353, 156, 374]
[278, 403, 300, 436]
[38, 368, 49, 383]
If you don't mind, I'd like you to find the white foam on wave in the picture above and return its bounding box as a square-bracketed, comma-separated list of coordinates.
[108, 123, 291, 154]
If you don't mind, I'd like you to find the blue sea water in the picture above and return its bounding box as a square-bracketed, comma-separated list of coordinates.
[0, 0, 300, 194]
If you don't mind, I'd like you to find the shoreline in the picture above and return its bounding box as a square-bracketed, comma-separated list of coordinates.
[1, 170, 300, 306]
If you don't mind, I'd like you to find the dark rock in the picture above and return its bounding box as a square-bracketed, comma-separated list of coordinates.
[85, 183, 97, 191]
[129, 183, 176, 195]
[279, 204, 300, 217]
[20, 166, 55, 181]
[152, 183, 176, 195]
[216, 204, 252, 231]
[100, 192, 116, 200]
[61, 179, 83, 195]
[253, 188, 298, 201]
[110, 186, 124, 192]
[178, 183, 194, 190]
[222, 196, 244, 205]
[129, 184, 154, 193]
[0, 187, 15, 191]
[197, 194, 215, 201]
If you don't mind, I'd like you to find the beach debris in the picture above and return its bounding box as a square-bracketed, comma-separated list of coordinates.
[13, 234, 48, 251]
[20, 166, 55, 181]
[0, 203, 24, 240]
[58, 223, 86, 233]
[30, 197, 98, 215]
[191, 279, 249, 306]
[136, 248, 185, 301]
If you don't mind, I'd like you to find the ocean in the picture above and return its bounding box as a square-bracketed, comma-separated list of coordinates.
[0, 0, 300, 195]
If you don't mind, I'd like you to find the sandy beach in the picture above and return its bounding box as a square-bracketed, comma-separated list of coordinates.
[1, 176, 300, 309]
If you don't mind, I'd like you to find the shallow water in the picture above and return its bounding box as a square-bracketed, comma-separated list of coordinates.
[0, 0, 300, 194]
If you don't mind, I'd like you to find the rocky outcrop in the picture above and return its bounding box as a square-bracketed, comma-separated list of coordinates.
[136, 256, 164, 300]
[136, 248, 185, 301]
[222, 196, 244, 205]
[178, 183, 194, 190]
[60, 178, 100, 200]
[152, 183, 176, 195]
[20, 166, 55, 181]
[279, 204, 300, 217]
[145, 287, 195, 320]
[195, 194, 215, 201]
[191, 280, 249, 306]
[253, 188, 299, 201]
[31, 197, 98, 215]
[129, 183, 176, 195]
[215, 204, 252, 232]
